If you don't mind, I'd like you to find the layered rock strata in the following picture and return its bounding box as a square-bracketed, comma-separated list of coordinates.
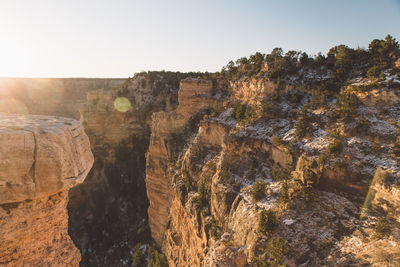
[0, 113, 93, 266]
[146, 74, 400, 266]
[146, 78, 216, 247]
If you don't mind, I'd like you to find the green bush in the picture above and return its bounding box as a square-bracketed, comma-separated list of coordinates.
[300, 167, 317, 201]
[251, 180, 267, 201]
[244, 105, 255, 122]
[248, 159, 259, 179]
[295, 116, 307, 138]
[208, 217, 222, 240]
[211, 100, 224, 117]
[310, 88, 326, 109]
[183, 176, 191, 193]
[150, 247, 168, 267]
[367, 65, 384, 80]
[368, 34, 400, 69]
[132, 243, 146, 267]
[271, 163, 291, 181]
[335, 91, 360, 121]
[295, 103, 310, 138]
[261, 98, 280, 117]
[220, 167, 231, 184]
[194, 178, 207, 207]
[356, 116, 370, 133]
[266, 237, 288, 265]
[233, 101, 247, 122]
[259, 209, 278, 232]
[288, 90, 303, 105]
[375, 219, 391, 238]
[327, 130, 343, 156]
[278, 181, 290, 204]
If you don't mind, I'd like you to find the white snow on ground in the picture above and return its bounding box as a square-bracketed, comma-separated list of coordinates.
[214, 108, 236, 127]
[240, 180, 281, 210]
[367, 116, 397, 137]
[345, 136, 400, 177]
[244, 118, 291, 140]
[302, 128, 329, 153]
[283, 219, 295, 225]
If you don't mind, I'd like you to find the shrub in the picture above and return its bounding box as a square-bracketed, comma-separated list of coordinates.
[248, 159, 259, 179]
[232, 101, 255, 123]
[295, 116, 307, 138]
[335, 91, 360, 121]
[266, 237, 289, 265]
[211, 100, 224, 117]
[295, 103, 310, 138]
[327, 130, 343, 156]
[194, 178, 207, 207]
[271, 163, 291, 181]
[300, 167, 317, 201]
[278, 181, 290, 204]
[368, 35, 400, 69]
[208, 217, 222, 240]
[367, 65, 384, 80]
[183, 176, 191, 193]
[251, 180, 267, 201]
[310, 88, 326, 109]
[233, 101, 247, 122]
[356, 116, 370, 133]
[244, 105, 255, 122]
[220, 167, 231, 184]
[375, 219, 391, 239]
[149, 246, 168, 267]
[261, 98, 280, 117]
[132, 243, 146, 267]
[288, 90, 303, 105]
[327, 45, 357, 81]
[259, 209, 278, 232]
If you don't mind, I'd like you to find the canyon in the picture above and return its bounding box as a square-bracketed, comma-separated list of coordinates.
[0, 38, 400, 266]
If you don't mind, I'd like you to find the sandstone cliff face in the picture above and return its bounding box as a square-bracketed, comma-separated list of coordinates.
[68, 72, 190, 265]
[231, 78, 277, 105]
[0, 113, 93, 266]
[146, 78, 217, 247]
[146, 73, 400, 266]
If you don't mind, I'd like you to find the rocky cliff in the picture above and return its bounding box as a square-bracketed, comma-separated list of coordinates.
[0, 113, 93, 266]
[1, 37, 399, 267]
[68, 72, 204, 265]
[145, 67, 400, 265]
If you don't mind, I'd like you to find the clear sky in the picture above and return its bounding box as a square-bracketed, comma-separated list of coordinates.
[0, 0, 399, 78]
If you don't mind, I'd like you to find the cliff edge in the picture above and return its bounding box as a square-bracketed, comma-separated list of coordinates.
[0, 113, 94, 266]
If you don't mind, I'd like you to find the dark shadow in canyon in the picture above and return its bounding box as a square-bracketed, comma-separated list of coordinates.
[68, 134, 151, 266]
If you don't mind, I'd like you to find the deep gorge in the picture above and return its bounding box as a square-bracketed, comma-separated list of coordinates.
[1, 37, 400, 266]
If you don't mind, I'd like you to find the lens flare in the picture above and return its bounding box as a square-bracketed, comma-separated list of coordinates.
[360, 167, 386, 219]
[114, 97, 131, 112]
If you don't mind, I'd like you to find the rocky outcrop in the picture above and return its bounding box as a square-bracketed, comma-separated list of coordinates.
[231, 78, 277, 105]
[145, 71, 400, 266]
[0, 113, 93, 266]
[68, 72, 188, 266]
[146, 78, 217, 248]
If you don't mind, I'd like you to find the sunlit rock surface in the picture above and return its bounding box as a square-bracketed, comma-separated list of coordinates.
[0, 113, 93, 266]
[145, 73, 400, 266]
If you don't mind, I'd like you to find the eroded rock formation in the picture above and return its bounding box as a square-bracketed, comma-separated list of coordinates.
[145, 71, 400, 266]
[0, 113, 93, 266]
